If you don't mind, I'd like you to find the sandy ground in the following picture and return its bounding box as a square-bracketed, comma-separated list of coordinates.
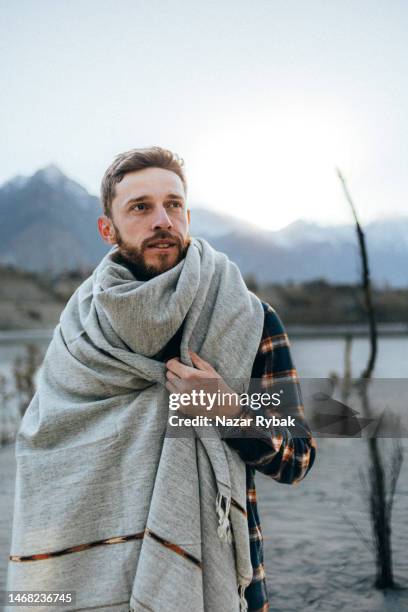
[1, 439, 407, 611]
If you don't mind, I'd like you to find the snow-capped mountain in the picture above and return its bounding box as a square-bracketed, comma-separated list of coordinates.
[0, 165, 107, 272]
[0, 166, 407, 286]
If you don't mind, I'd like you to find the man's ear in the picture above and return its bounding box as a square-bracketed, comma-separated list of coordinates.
[97, 215, 117, 245]
[187, 208, 191, 225]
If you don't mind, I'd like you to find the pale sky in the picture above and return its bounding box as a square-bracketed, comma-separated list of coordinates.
[1, 0, 408, 230]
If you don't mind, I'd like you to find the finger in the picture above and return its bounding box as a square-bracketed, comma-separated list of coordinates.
[166, 358, 195, 378]
[166, 373, 189, 394]
[189, 350, 212, 372]
[166, 378, 191, 397]
[166, 374, 189, 393]
[166, 357, 180, 370]
[166, 369, 180, 381]
[165, 380, 179, 394]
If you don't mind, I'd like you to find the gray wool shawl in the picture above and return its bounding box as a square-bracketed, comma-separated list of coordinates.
[7, 237, 265, 612]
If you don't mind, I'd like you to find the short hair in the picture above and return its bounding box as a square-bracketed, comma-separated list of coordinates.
[100, 146, 187, 217]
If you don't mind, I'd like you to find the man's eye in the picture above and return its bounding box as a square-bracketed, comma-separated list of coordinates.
[169, 201, 182, 208]
[131, 203, 146, 211]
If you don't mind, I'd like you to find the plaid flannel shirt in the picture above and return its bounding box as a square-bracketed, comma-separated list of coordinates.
[224, 301, 316, 611]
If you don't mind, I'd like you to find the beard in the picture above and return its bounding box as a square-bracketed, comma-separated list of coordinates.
[111, 224, 191, 281]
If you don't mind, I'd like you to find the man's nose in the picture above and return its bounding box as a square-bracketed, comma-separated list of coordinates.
[151, 208, 173, 230]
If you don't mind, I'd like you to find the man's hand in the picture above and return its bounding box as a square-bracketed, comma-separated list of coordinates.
[165, 350, 241, 419]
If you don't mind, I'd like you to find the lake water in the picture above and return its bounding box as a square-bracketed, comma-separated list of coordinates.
[1, 334, 407, 610]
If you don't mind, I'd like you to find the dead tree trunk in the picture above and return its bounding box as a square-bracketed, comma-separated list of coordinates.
[337, 169, 401, 589]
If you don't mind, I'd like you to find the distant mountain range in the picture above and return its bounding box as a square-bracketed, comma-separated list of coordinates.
[1, 165, 407, 286]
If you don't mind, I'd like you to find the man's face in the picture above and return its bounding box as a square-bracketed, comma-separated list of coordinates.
[98, 167, 191, 279]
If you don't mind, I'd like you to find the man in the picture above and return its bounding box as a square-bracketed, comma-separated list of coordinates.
[7, 147, 315, 612]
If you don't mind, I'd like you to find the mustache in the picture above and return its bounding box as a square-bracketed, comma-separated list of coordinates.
[142, 231, 184, 250]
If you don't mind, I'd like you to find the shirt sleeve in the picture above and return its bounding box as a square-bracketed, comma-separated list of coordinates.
[222, 301, 317, 485]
